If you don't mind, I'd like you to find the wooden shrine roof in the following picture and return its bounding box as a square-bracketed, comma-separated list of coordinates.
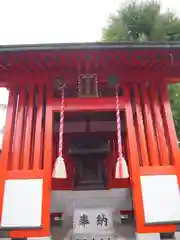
[1, 41, 180, 51]
[1, 41, 180, 85]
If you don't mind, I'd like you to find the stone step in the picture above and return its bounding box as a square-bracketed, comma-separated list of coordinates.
[51, 189, 133, 214]
[74, 184, 105, 191]
[71, 207, 117, 240]
[72, 232, 116, 240]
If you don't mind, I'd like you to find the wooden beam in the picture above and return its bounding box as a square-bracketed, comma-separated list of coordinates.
[133, 84, 149, 167]
[52, 97, 126, 112]
[165, 77, 180, 83]
[1, 71, 180, 87]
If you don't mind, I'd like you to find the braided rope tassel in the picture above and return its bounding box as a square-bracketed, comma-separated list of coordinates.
[115, 86, 129, 179]
[77, 75, 81, 96]
[95, 74, 99, 97]
[52, 86, 67, 179]
[58, 87, 65, 157]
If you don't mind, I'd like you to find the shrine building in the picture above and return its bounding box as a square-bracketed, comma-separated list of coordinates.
[0, 42, 179, 240]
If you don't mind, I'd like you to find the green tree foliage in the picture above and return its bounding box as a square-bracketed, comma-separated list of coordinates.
[102, 1, 180, 41]
[102, 0, 180, 140]
[168, 84, 180, 141]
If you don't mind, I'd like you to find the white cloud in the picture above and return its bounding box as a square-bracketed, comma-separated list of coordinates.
[0, 0, 123, 44]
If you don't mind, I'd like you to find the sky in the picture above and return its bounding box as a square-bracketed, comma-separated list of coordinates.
[0, 0, 179, 45]
[0, 1, 179, 110]
[0, 1, 179, 101]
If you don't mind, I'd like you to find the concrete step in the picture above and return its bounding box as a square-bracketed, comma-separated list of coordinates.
[51, 189, 133, 214]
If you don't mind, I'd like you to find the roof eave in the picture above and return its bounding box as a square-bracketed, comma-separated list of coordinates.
[0, 41, 180, 52]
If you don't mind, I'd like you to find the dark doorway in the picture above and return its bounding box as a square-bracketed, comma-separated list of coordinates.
[69, 135, 109, 190]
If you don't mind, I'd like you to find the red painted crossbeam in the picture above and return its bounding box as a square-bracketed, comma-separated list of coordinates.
[52, 97, 126, 112]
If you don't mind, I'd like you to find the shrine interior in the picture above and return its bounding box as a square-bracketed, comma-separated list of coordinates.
[51, 75, 128, 191]
[53, 110, 126, 191]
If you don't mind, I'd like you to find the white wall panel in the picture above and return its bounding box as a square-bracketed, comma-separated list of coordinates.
[1, 179, 43, 228]
[141, 175, 180, 224]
